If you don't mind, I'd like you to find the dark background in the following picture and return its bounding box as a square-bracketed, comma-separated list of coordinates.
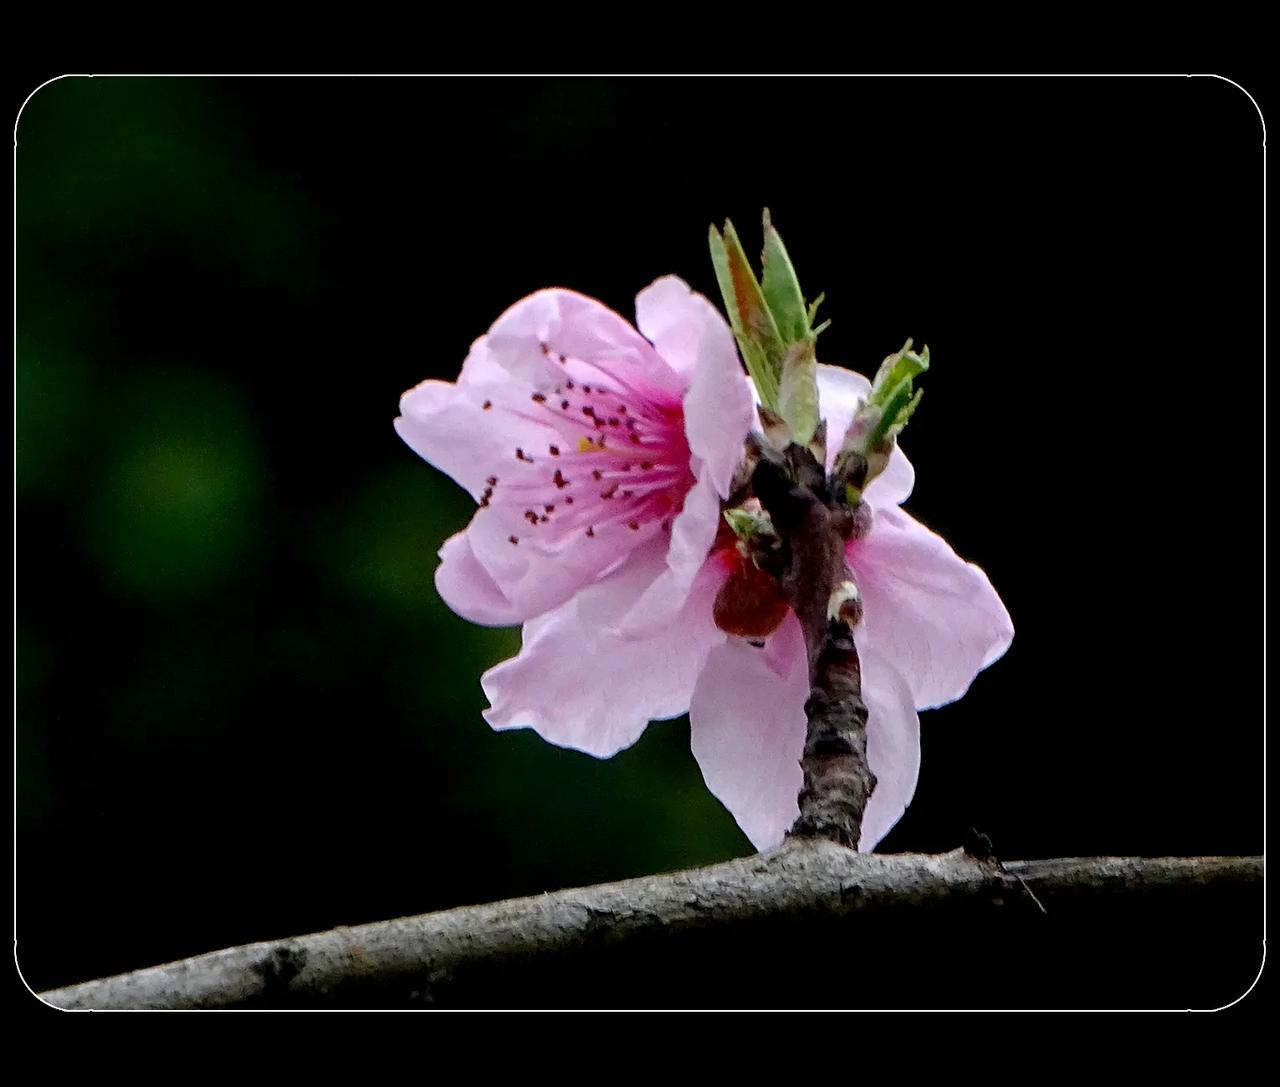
[15, 75, 1263, 1008]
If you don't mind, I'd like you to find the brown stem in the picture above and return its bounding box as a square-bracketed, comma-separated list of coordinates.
[751, 448, 875, 849]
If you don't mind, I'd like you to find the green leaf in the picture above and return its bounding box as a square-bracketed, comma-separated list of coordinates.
[709, 222, 783, 410]
[806, 291, 826, 327]
[832, 341, 930, 493]
[760, 208, 809, 344]
[868, 339, 930, 409]
[778, 338, 820, 446]
[867, 383, 922, 451]
[723, 508, 757, 538]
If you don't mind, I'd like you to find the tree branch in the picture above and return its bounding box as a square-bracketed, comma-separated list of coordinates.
[37, 845, 1262, 1010]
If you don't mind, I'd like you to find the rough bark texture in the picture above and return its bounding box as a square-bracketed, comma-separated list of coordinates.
[792, 619, 875, 847]
[37, 846, 1261, 1011]
[751, 447, 875, 848]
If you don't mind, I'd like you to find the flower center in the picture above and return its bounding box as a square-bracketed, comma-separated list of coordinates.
[483, 356, 694, 547]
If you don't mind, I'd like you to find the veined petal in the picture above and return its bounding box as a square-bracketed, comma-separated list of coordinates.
[486, 288, 685, 402]
[815, 362, 914, 508]
[853, 645, 921, 852]
[610, 464, 722, 639]
[434, 530, 520, 627]
[466, 503, 651, 624]
[395, 341, 559, 501]
[636, 276, 754, 498]
[847, 505, 1014, 710]
[482, 548, 728, 759]
[688, 609, 810, 851]
[814, 361, 871, 467]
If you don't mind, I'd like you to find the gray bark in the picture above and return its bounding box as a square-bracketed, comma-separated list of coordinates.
[37, 844, 1262, 1010]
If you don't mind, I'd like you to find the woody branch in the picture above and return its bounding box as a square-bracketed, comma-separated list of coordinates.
[38, 847, 1261, 1010]
[751, 441, 875, 849]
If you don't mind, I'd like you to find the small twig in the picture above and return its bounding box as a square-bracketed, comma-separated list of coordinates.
[965, 827, 1047, 914]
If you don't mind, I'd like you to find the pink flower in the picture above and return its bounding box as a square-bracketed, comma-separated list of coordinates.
[397, 279, 1012, 853]
[395, 277, 754, 627]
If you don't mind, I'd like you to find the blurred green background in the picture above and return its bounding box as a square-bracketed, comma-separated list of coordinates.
[16, 78, 758, 992]
[16, 76, 1262, 1000]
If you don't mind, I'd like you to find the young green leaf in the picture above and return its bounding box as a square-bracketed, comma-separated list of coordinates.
[760, 208, 810, 344]
[778, 338, 820, 446]
[709, 222, 783, 410]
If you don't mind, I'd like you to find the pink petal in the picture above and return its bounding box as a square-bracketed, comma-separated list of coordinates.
[434, 530, 519, 627]
[481, 549, 728, 759]
[464, 502, 650, 624]
[688, 609, 810, 851]
[814, 362, 871, 470]
[395, 341, 559, 501]
[636, 276, 754, 498]
[853, 645, 921, 852]
[611, 464, 723, 638]
[486, 288, 685, 403]
[847, 505, 1014, 710]
[815, 362, 914, 509]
